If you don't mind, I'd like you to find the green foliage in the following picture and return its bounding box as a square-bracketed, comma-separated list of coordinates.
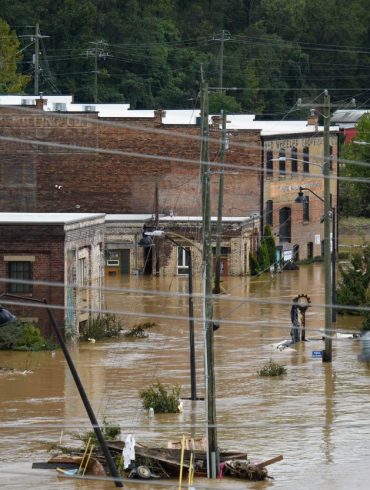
[0, 17, 30, 92]
[2, 1, 369, 111]
[263, 225, 276, 265]
[257, 242, 270, 272]
[76, 418, 121, 447]
[249, 253, 260, 276]
[80, 314, 123, 340]
[258, 359, 287, 377]
[340, 115, 370, 218]
[0, 321, 55, 351]
[336, 245, 370, 314]
[140, 382, 180, 413]
[123, 321, 157, 338]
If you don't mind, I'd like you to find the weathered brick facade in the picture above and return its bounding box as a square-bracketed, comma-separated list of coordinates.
[0, 106, 261, 218]
[0, 214, 105, 338]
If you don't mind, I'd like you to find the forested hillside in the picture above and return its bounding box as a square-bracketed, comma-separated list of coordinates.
[1, 0, 370, 114]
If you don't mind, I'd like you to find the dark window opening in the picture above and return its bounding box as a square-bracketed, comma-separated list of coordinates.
[307, 242, 314, 260]
[7, 261, 32, 293]
[266, 200, 273, 226]
[291, 147, 298, 173]
[293, 244, 300, 261]
[279, 150, 286, 177]
[303, 195, 310, 222]
[266, 150, 273, 177]
[303, 146, 309, 173]
[279, 207, 291, 243]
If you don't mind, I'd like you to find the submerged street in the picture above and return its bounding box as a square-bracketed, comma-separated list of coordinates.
[1, 263, 369, 489]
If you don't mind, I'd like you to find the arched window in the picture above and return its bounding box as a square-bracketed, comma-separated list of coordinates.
[279, 207, 291, 243]
[291, 147, 298, 174]
[303, 146, 309, 173]
[279, 149, 286, 177]
[266, 150, 273, 177]
[266, 200, 273, 226]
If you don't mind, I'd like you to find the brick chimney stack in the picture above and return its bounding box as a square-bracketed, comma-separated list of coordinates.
[307, 109, 318, 128]
[154, 109, 166, 125]
[211, 115, 222, 129]
[35, 95, 47, 111]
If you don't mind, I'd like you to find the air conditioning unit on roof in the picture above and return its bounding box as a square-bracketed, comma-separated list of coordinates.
[21, 99, 36, 106]
[54, 103, 66, 111]
[84, 105, 96, 112]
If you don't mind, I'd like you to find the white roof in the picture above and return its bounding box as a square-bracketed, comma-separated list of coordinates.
[159, 216, 249, 223]
[0, 212, 105, 225]
[106, 214, 154, 222]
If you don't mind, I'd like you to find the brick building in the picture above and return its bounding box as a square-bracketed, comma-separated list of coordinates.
[0, 213, 105, 338]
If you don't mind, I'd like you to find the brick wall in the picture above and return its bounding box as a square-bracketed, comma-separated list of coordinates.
[0, 107, 262, 218]
[0, 224, 65, 336]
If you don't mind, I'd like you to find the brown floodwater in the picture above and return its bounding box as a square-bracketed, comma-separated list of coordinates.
[1, 263, 370, 490]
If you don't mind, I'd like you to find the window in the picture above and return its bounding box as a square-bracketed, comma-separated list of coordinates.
[303, 195, 310, 222]
[177, 247, 190, 275]
[79, 258, 87, 286]
[266, 150, 273, 178]
[291, 147, 298, 174]
[303, 146, 309, 173]
[279, 150, 286, 177]
[307, 242, 313, 260]
[293, 244, 300, 262]
[279, 207, 291, 243]
[329, 145, 333, 171]
[7, 261, 32, 293]
[266, 200, 273, 226]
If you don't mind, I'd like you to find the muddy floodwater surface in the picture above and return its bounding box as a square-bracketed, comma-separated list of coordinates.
[1, 263, 370, 489]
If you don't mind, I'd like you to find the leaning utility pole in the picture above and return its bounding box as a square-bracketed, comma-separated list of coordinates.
[200, 80, 219, 478]
[214, 111, 227, 294]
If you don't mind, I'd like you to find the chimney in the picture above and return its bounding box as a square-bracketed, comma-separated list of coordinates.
[154, 109, 166, 125]
[307, 109, 318, 129]
[211, 115, 222, 129]
[35, 94, 47, 111]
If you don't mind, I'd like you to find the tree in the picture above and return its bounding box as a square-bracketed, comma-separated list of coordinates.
[339, 115, 370, 217]
[0, 18, 30, 93]
[263, 225, 276, 265]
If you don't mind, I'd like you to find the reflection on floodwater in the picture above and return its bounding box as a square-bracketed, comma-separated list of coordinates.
[1, 263, 370, 489]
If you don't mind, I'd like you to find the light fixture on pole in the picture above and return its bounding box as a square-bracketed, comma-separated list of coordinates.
[138, 230, 199, 401]
[295, 184, 337, 358]
[0, 293, 123, 488]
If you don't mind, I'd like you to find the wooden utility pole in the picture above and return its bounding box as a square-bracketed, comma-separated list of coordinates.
[200, 81, 219, 478]
[34, 24, 40, 95]
[214, 111, 227, 294]
[323, 90, 332, 362]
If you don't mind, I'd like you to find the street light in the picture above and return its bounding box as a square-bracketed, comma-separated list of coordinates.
[138, 230, 199, 401]
[295, 184, 337, 361]
[0, 293, 123, 488]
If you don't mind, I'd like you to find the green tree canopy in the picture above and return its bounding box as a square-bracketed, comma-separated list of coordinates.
[0, 17, 30, 92]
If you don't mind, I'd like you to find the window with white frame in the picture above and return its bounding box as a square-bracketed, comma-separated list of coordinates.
[177, 247, 190, 275]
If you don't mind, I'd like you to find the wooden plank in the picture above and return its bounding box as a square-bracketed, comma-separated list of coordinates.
[254, 455, 283, 468]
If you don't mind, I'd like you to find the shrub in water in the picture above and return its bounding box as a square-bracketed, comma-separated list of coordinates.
[258, 359, 287, 377]
[123, 322, 157, 338]
[80, 314, 123, 340]
[140, 382, 180, 413]
[0, 321, 55, 351]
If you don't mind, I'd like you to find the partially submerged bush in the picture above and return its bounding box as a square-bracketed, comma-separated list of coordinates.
[0, 321, 56, 351]
[140, 382, 180, 413]
[80, 314, 123, 340]
[123, 322, 157, 339]
[76, 418, 121, 447]
[258, 359, 287, 377]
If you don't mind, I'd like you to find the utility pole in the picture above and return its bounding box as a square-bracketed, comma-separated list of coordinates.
[200, 81, 219, 478]
[323, 90, 332, 362]
[213, 30, 231, 95]
[154, 180, 160, 275]
[84, 40, 110, 103]
[34, 24, 40, 95]
[214, 111, 227, 294]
